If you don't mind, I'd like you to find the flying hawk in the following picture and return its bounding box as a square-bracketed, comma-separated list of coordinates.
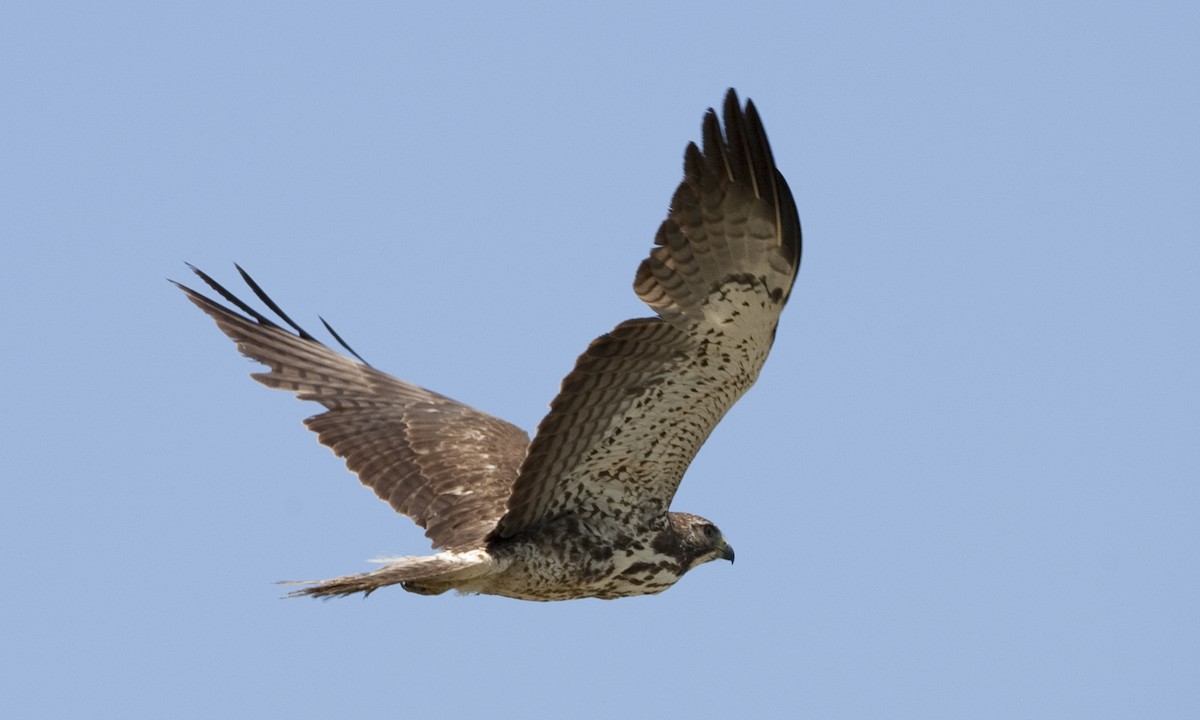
[177, 89, 801, 601]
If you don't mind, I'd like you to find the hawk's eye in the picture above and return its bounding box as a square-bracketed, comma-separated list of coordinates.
[703, 525, 716, 538]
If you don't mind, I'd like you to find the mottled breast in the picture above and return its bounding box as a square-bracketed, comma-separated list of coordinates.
[484, 516, 685, 601]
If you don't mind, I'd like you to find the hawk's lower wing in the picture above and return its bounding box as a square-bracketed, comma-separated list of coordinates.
[494, 90, 801, 538]
[177, 267, 530, 551]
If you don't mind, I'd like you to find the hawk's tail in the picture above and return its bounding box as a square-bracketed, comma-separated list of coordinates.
[283, 550, 495, 599]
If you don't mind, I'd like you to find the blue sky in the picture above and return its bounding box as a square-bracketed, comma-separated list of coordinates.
[3, 2, 1198, 717]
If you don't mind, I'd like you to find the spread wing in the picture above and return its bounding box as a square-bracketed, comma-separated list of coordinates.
[175, 265, 529, 550]
[494, 89, 801, 539]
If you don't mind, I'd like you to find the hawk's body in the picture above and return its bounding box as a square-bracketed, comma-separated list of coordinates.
[178, 90, 801, 601]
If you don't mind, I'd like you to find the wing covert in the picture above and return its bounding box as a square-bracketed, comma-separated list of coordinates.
[494, 89, 801, 538]
[176, 267, 529, 550]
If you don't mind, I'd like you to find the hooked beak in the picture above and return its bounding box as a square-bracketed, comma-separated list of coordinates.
[719, 540, 735, 564]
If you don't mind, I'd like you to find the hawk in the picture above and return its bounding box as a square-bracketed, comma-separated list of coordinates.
[177, 89, 801, 601]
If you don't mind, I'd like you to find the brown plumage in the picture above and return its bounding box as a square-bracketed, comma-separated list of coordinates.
[177, 89, 801, 601]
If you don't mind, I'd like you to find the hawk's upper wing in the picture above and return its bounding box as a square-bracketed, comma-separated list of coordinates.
[494, 90, 800, 539]
[176, 267, 529, 551]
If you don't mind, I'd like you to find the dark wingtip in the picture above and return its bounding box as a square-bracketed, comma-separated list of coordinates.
[723, 87, 741, 116]
[177, 262, 373, 366]
[320, 316, 370, 366]
[181, 262, 279, 327]
[713, 90, 799, 275]
[234, 264, 319, 341]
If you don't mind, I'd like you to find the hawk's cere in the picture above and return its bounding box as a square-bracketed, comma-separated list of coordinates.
[177, 89, 801, 601]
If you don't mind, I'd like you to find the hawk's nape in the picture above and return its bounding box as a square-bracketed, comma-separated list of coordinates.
[178, 89, 801, 601]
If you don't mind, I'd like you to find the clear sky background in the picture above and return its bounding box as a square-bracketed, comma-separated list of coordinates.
[3, 2, 1197, 718]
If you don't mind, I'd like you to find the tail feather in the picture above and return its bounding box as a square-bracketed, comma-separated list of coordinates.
[284, 550, 494, 599]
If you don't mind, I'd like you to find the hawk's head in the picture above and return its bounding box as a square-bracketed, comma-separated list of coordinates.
[670, 512, 735, 570]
